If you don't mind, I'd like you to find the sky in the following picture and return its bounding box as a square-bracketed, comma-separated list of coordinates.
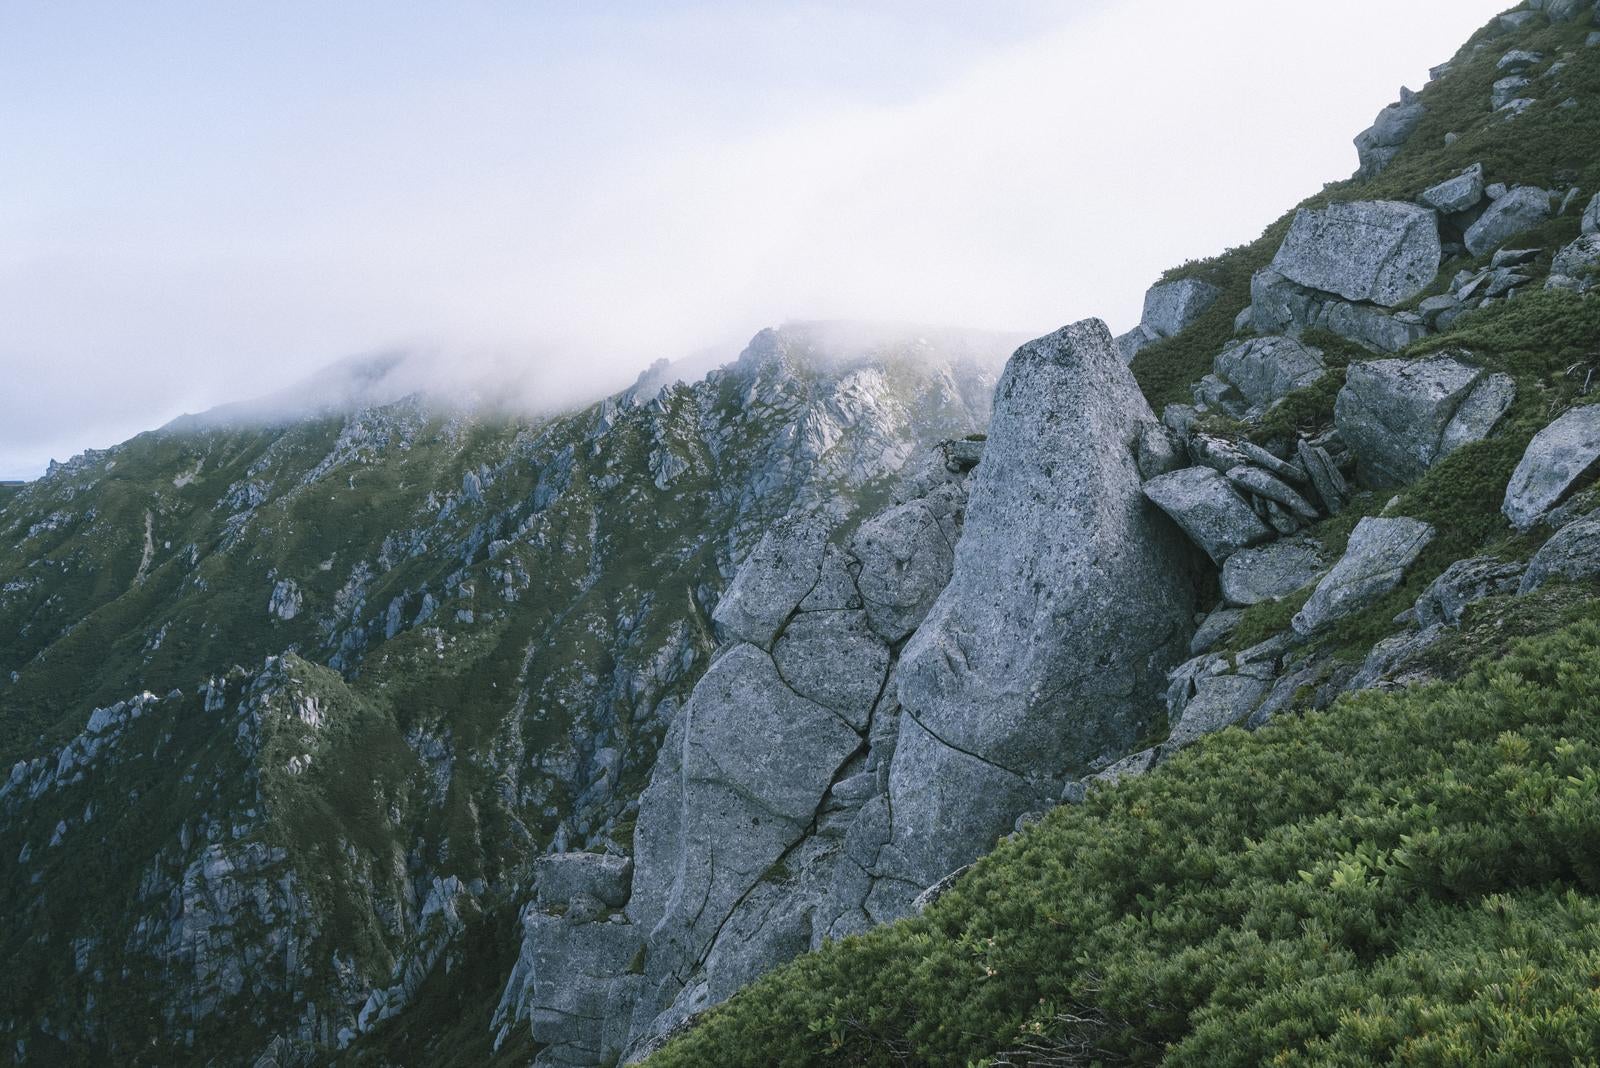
[0, 0, 1513, 480]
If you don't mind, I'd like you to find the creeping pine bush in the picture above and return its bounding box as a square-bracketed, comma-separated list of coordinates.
[648, 616, 1600, 1066]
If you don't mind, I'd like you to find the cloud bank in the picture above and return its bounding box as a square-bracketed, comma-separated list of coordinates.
[0, 0, 1510, 478]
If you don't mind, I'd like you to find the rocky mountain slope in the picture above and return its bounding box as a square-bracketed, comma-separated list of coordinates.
[0, 322, 1012, 1064]
[7, 2, 1600, 1064]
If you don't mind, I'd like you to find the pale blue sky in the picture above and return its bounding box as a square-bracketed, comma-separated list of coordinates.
[1, 1, 1510, 479]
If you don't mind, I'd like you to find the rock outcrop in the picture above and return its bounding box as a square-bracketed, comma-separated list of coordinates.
[1116, 277, 1222, 362]
[1193, 336, 1326, 420]
[1271, 201, 1442, 306]
[1335, 356, 1515, 486]
[883, 320, 1203, 892]
[1293, 517, 1436, 634]
[1354, 87, 1425, 178]
[1465, 186, 1554, 257]
[1503, 404, 1600, 530]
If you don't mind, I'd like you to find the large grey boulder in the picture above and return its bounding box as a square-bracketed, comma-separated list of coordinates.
[1250, 269, 1429, 354]
[1142, 278, 1222, 338]
[1292, 517, 1436, 634]
[1465, 186, 1554, 257]
[1335, 356, 1515, 487]
[1421, 164, 1486, 214]
[883, 319, 1202, 891]
[1355, 88, 1425, 178]
[1492, 75, 1533, 111]
[1143, 466, 1275, 564]
[1541, 0, 1592, 21]
[1503, 405, 1600, 530]
[1221, 538, 1326, 606]
[494, 910, 644, 1067]
[1115, 324, 1159, 364]
[1413, 557, 1524, 627]
[1521, 510, 1600, 592]
[1584, 192, 1600, 235]
[1271, 201, 1441, 307]
[1198, 336, 1326, 419]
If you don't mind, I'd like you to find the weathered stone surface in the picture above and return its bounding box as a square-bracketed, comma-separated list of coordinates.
[1292, 517, 1436, 634]
[1542, 0, 1592, 22]
[1220, 538, 1326, 606]
[1503, 405, 1600, 530]
[494, 911, 644, 1067]
[1115, 324, 1159, 364]
[884, 319, 1202, 891]
[1420, 164, 1486, 214]
[535, 854, 634, 909]
[1548, 233, 1600, 292]
[1585, 192, 1600, 234]
[772, 611, 890, 731]
[710, 515, 829, 648]
[1250, 269, 1429, 353]
[1137, 424, 1184, 481]
[1226, 466, 1320, 522]
[1521, 510, 1600, 592]
[1298, 439, 1349, 515]
[1347, 624, 1448, 692]
[1492, 75, 1533, 110]
[1335, 356, 1514, 487]
[628, 643, 859, 1009]
[1143, 278, 1222, 338]
[1204, 336, 1326, 418]
[1271, 201, 1441, 307]
[1144, 466, 1275, 564]
[1189, 607, 1244, 655]
[1413, 557, 1524, 628]
[1465, 186, 1554, 257]
[849, 495, 959, 643]
[1167, 674, 1271, 748]
[1355, 88, 1425, 178]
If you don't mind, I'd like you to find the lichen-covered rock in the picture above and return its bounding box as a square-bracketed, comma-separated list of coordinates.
[1503, 405, 1600, 530]
[1220, 538, 1326, 606]
[1270, 201, 1441, 306]
[1413, 557, 1524, 628]
[1548, 233, 1600, 292]
[1198, 336, 1327, 419]
[1335, 356, 1514, 486]
[1521, 509, 1600, 592]
[1354, 88, 1425, 178]
[1144, 466, 1275, 564]
[1141, 278, 1222, 338]
[884, 319, 1203, 891]
[1292, 517, 1436, 634]
[1465, 185, 1554, 257]
[1585, 191, 1600, 235]
[1420, 163, 1486, 214]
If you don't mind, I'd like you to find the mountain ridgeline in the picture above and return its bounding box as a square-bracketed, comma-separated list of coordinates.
[7, 2, 1600, 1065]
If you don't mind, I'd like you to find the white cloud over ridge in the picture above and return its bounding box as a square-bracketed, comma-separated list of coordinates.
[0, 0, 1510, 478]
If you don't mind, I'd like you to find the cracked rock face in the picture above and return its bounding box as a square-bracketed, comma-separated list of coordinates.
[882, 320, 1203, 890]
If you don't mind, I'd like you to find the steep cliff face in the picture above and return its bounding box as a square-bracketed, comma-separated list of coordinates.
[490, 321, 1209, 1063]
[0, 322, 1011, 1064]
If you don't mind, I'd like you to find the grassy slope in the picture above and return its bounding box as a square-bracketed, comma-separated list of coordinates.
[650, 6, 1600, 1065]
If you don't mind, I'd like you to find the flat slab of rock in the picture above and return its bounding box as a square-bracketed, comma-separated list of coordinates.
[1226, 466, 1320, 521]
[1335, 356, 1514, 487]
[1292, 517, 1435, 634]
[1521, 509, 1600, 592]
[1250, 268, 1429, 354]
[1413, 556, 1523, 627]
[1270, 201, 1441, 307]
[711, 515, 829, 648]
[1503, 405, 1600, 530]
[1465, 186, 1553, 257]
[1420, 164, 1485, 214]
[535, 853, 634, 909]
[1144, 466, 1275, 564]
[1189, 607, 1244, 655]
[1221, 538, 1326, 606]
